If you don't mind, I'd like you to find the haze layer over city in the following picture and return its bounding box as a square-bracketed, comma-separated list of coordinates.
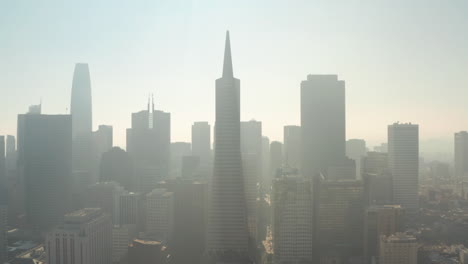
[2, 1, 468, 264]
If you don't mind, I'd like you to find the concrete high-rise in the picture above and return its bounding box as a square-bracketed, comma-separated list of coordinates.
[364, 205, 404, 263]
[0, 136, 6, 194]
[207, 31, 251, 263]
[283, 125, 301, 169]
[362, 152, 392, 205]
[346, 139, 366, 179]
[126, 98, 170, 193]
[157, 179, 207, 264]
[71, 63, 92, 138]
[0, 202, 6, 264]
[145, 188, 174, 242]
[315, 179, 366, 261]
[93, 125, 113, 159]
[118, 191, 141, 228]
[241, 120, 262, 241]
[46, 208, 112, 264]
[455, 131, 468, 178]
[269, 141, 283, 179]
[112, 224, 137, 263]
[388, 123, 419, 213]
[192, 121, 211, 165]
[261, 136, 270, 188]
[272, 174, 314, 264]
[379, 233, 418, 264]
[5, 135, 16, 175]
[17, 114, 72, 232]
[301, 75, 346, 178]
[170, 142, 191, 178]
[100, 147, 134, 191]
[0, 136, 7, 264]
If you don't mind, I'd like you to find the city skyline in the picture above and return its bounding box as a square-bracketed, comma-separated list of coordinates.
[2, 3, 468, 263]
[2, 1, 468, 151]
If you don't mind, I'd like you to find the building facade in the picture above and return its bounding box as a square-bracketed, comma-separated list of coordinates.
[272, 175, 314, 264]
[379, 233, 418, 264]
[301, 74, 346, 178]
[46, 208, 112, 264]
[145, 188, 174, 242]
[18, 114, 72, 232]
[388, 123, 419, 213]
[206, 31, 251, 262]
[455, 131, 468, 178]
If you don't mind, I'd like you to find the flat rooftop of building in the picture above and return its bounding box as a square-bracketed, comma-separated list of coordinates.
[132, 239, 162, 246]
[64, 208, 102, 223]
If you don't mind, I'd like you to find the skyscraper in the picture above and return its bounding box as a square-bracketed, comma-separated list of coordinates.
[261, 136, 270, 188]
[301, 75, 346, 178]
[93, 124, 113, 159]
[388, 123, 419, 214]
[18, 114, 72, 232]
[126, 98, 170, 193]
[145, 188, 174, 242]
[269, 141, 283, 179]
[454, 131, 468, 178]
[315, 179, 366, 261]
[157, 178, 207, 264]
[0, 202, 6, 264]
[379, 233, 418, 264]
[241, 120, 262, 241]
[71, 63, 92, 138]
[283, 125, 301, 169]
[170, 142, 191, 178]
[0, 136, 7, 264]
[192, 121, 211, 165]
[364, 205, 404, 263]
[46, 208, 112, 264]
[100, 147, 135, 191]
[272, 174, 314, 264]
[70, 64, 96, 208]
[5, 135, 16, 175]
[207, 31, 251, 263]
[346, 139, 367, 179]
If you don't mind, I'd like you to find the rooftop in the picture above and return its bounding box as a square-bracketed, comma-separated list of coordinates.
[64, 208, 102, 223]
[382, 232, 417, 243]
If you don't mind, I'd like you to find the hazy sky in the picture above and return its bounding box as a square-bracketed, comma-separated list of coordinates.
[1, 0, 468, 150]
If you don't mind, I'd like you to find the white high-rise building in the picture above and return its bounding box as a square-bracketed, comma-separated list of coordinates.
[46, 208, 112, 264]
[207, 31, 251, 262]
[388, 123, 419, 213]
[145, 188, 174, 242]
[272, 175, 314, 263]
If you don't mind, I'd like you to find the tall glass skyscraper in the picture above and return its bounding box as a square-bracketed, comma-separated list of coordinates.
[71, 63, 92, 139]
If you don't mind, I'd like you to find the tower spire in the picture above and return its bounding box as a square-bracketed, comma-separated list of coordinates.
[147, 94, 150, 112]
[222, 30, 233, 78]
